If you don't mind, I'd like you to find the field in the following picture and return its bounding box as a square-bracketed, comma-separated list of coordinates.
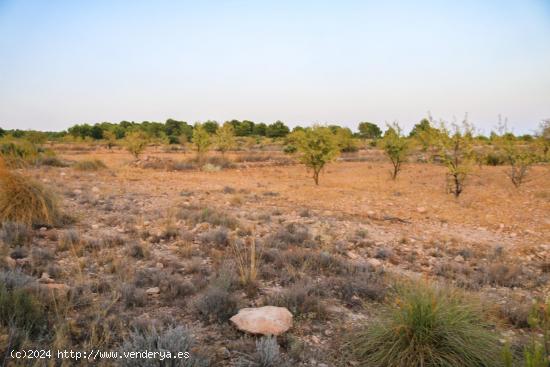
[2, 144, 549, 366]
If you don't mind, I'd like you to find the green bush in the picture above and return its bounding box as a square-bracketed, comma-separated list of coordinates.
[348, 282, 500, 367]
[0, 283, 47, 337]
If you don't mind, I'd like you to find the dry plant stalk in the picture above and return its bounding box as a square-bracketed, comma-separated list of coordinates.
[231, 236, 261, 287]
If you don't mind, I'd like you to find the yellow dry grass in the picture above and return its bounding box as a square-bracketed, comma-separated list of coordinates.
[0, 157, 63, 226]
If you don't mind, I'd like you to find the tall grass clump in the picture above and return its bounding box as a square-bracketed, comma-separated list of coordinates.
[0, 158, 63, 227]
[348, 282, 500, 367]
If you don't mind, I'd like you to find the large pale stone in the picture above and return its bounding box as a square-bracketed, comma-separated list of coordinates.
[230, 306, 293, 335]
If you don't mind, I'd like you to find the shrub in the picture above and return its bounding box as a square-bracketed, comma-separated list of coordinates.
[0, 283, 47, 337]
[121, 283, 147, 308]
[0, 162, 64, 227]
[0, 221, 32, 247]
[266, 223, 311, 249]
[198, 227, 230, 247]
[120, 324, 208, 367]
[347, 282, 500, 367]
[125, 131, 149, 159]
[177, 206, 239, 229]
[267, 282, 327, 320]
[36, 155, 69, 167]
[236, 336, 289, 367]
[194, 286, 238, 324]
[73, 159, 107, 171]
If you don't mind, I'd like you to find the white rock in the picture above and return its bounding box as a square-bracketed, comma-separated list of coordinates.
[230, 306, 293, 336]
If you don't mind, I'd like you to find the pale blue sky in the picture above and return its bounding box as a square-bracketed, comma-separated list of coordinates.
[1, 0, 549, 134]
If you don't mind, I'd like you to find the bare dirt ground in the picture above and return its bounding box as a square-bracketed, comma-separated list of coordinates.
[11, 149, 550, 365]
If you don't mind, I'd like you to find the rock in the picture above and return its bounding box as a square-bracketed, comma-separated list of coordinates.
[230, 306, 293, 336]
[417, 207, 427, 214]
[91, 224, 99, 230]
[38, 272, 54, 284]
[346, 251, 359, 260]
[92, 187, 100, 193]
[146, 287, 160, 295]
[367, 211, 376, 217]
[4, 256, 16, 269]
[454, 255, 464, 263]
[73, 189, 82, 195]
[367, 258, 382, 267]
[39, 227, 47, 232]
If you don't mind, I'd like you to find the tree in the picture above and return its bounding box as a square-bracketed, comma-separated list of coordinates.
[266, 121, 290, 138]
[536, 119, 550, 161]
[436, 120, 475, 198]
[202, 120, 219, 135]
[495, 124, 535, 188]
[290, 125, 340, 185]
[91, 125, 103, 140]
[334, 127, 358, 152]
[192, 123, 211, 161]
[252, 123, 267, 136]
[103, 130, 117, 150]
[0, 127, 5, 137]
[124, 131, 148, 159]
[214, 123, 236, 156]
[358, 122, 382, 139]
[410, 118, 439, 152]
[380, 123, 409, 180]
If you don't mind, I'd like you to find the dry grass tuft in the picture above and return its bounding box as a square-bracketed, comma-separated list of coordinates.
[0, 158, 64, 226]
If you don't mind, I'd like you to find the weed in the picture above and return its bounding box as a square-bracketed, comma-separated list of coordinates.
[0, 221, 32, 247]
[267, 282, 327, 320]
[236, 336, 289, 367]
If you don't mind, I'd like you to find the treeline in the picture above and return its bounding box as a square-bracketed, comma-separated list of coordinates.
[0, 118, 543, 144]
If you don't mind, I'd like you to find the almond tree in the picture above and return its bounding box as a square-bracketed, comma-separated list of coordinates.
[380, 122, 409, 180]
[290, 125, 340, 185]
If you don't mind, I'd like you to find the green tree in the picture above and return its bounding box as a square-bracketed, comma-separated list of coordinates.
[334, 127, 358, 152]
[380, 123, 409, 180]
[436, 120, 475, 197]
[252, 122, 267, 136]
[0, 127, 5, 137]
[192, 123, 211, 161]
[202, 120, 219, 135]
[266, 121, 290, 138]
[290, 125, 340, 185]
[358, 122, 382, 139]
[410, 118, 439, 152]
[214, 123, 236, 156]
[495, 125, 535, 188]
[124, 131, 148, 159]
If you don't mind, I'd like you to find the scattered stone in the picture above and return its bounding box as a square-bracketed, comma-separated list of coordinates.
[454, 255, 464, 263]
[417, 207, 427, 214]
[92, 186, 100, 193]
[346, 251, 359, 260]
[367, 258, 382, 267]
[230, 306, 293, 336]
[146, 287, 160, 295]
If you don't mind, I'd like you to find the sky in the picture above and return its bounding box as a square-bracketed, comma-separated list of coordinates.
[1, 0, 549, 135]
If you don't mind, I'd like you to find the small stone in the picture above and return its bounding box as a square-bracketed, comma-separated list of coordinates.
[92, 187, 100, 193]
[454, 255, 464, 263]
[91, 224, 99, 230]
[367, 258, 382, 267]
[417, 207, 427, 214]
[73, 189, 82, 195]
[156, 262, 164, 269]
[346, 251, 359, 260]
[146, 287, 160, 295]
[39, 227, 47, 232]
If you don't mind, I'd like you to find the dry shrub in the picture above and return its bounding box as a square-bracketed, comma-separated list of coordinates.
[0, 159, 64, 227]
[73, 159, 107, 171]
